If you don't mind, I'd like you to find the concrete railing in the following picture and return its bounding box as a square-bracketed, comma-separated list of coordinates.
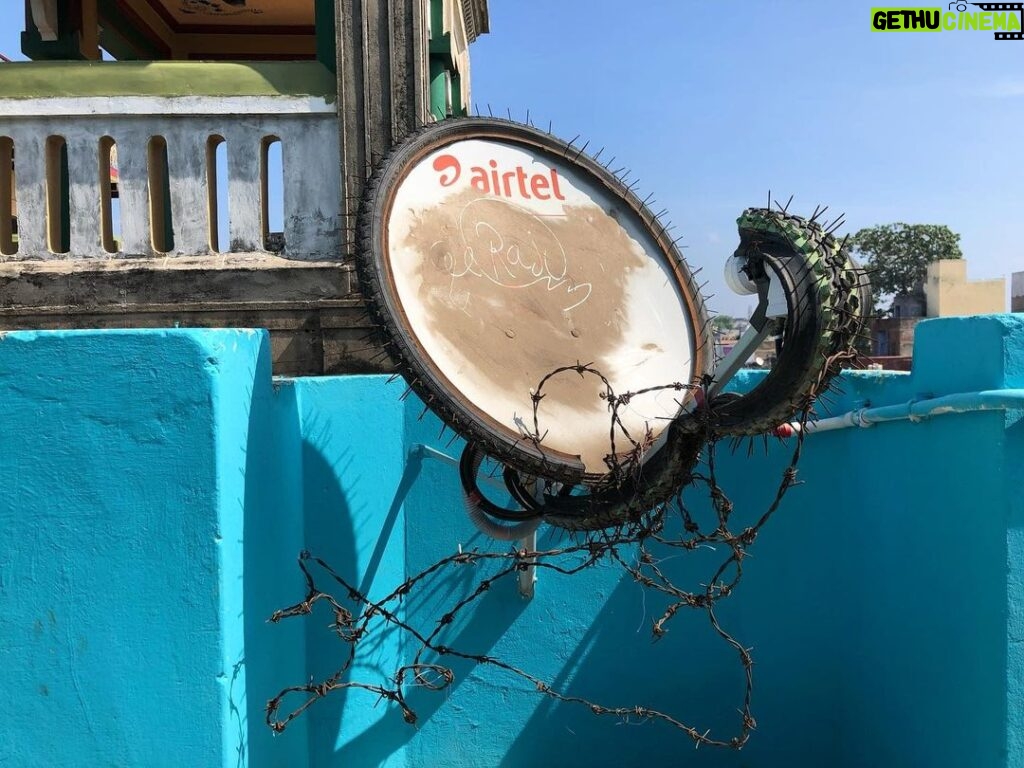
[0, 64, 341, 261]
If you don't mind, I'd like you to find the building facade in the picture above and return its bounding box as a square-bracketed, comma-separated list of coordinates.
[871, 258, 1006, 365]
[1012, 271, 1023, 312]
[1, 0, 489, 375]
[924, 258, 1005, 318]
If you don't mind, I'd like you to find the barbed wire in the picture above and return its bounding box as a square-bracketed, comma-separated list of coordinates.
[260, 345, 861, 750]
[523, 360, 700, 481]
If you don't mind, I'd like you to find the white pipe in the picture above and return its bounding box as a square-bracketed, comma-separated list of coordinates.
[774, 389, 1024, 436]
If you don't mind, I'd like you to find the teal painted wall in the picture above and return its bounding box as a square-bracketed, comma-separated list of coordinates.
[0, 329, 261, 766]
[1, 315, 1022, 767]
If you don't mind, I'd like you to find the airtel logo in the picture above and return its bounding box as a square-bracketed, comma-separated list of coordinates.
[431, 154, 567, 201]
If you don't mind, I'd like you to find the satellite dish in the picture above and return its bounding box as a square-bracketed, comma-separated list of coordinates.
[357, 120, 872, 531]
[358, 118, 712, 485]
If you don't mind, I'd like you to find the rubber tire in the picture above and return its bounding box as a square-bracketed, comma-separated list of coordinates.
[501, 424, 705, 532]
[707, 210, 870, 436]
[356, 117, 713, 485]
[458, 442, 543, 523]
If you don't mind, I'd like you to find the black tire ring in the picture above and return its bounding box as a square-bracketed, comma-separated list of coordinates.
[458, 442, 543, 523]
[501, 424, 705, 531]
[706, 209, 871, 436]
[357, 117, 714, 485]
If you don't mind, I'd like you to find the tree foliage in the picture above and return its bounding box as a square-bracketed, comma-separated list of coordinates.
[711, 314, 736, 331]
[849, 223, 962, 299]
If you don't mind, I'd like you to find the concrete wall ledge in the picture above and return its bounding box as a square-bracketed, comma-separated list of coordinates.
[0, 253, 356, 307]
[1, 316, 1023, 767]
[0, 257, 391, 376]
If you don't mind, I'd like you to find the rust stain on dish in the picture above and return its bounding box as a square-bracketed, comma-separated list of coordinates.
[400, 191, 648, 465]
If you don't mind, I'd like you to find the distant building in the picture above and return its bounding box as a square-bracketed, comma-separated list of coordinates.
[890, 291, 927, 320]
[870, 259, 1006, 365]
[1012, 271, 1024, 312]
[924, 259, 1005, 318]
[872, 291, 924, 358]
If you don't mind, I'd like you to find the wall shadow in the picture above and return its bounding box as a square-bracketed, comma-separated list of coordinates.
[328, 439, 532, 766]
[242, 377, 313, 768]
[493, 558, 790, 768]
[299, 432, 361, 768]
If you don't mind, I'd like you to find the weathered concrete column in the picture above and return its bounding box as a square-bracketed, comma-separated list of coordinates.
[335, 0, 431, 255]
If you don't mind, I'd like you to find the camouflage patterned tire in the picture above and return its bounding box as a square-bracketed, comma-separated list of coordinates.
[707, 208, 871, 436]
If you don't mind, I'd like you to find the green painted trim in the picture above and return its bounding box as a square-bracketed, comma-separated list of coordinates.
[430, 0, 445, 41]
[450, 70, 464, 116]
[315, 0, 337, 74]
[21, 31, 87, 62]
[429, 32, 455, 66]
[96, 0, 167, 60]
[0, 61, 337, 101]
[97, 26, 139, 63]
[21, 0, 89, 61]
[428, 58, 448, 120]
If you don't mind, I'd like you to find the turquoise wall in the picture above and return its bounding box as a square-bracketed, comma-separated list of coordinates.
[1, 315, 1022, 767]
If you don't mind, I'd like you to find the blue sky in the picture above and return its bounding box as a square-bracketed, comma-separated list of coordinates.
[470, 1, 1024, 315]
[3, 2, 1021, 316]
